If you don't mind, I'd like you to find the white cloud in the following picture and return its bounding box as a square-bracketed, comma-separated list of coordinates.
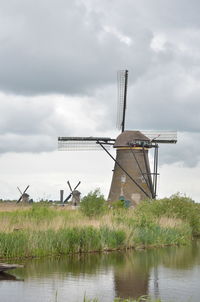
[0, 150, 114, 200]
[0, 92, 115, 153]
[158, 162, 200, 202]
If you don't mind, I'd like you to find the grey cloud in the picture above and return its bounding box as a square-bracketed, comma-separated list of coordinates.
[1, 0, 199, 96]
[0, 133, 55, 153]
[0, 92, 114, 153]
[0, 93, 76, 154]
[158, 132, 200, 168]
[0, 0, 154, 95]
[121, 62, 200, 167]
[0, 95, 68, 136]
[0, 0, 199, 96]
[0, 0, 200, 169]
[126, 66, 200, 133]
[139, 0, 200, 29]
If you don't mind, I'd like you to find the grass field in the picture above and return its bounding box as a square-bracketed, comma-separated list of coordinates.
[0, 193, 198, 259]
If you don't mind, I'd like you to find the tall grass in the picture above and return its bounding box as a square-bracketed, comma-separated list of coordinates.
[0, 227, 126, 258]
[0, 193, 198, 258]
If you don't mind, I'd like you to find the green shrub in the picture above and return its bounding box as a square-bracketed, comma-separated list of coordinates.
[135, 193, 200, 236]
[80, 189, 107, 217]
[111, 196, 132, 210]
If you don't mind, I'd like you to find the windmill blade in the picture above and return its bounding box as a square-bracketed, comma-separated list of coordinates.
[116, 70, 128, 132]
[142, 130, 177, 144]
[64, 193, 72, 203]
[73, 181, 81, 191]
[67, 181, 73, 192]
[17, 187, 23, 195]
[16, 185, 30, 203]
[58, 137, 115, 151]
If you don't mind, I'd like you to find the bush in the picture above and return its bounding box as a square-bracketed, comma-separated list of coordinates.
[80, 189, 107, 217]
[134, 193, 200, 236]
[111, 199, 126, 209]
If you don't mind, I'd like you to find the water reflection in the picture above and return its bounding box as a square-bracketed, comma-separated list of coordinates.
[1, 240, 200, 302]
[0, 271, 22, 281]
[114, 251, 149, 299]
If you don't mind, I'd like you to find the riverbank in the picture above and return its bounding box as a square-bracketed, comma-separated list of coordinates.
[0, 193, 199, 259]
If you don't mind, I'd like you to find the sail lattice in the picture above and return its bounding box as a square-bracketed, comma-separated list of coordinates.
[142, 131, 177, 144]
[58, 137, 115, 151]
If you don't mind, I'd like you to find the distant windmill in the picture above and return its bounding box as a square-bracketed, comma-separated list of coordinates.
[58, 70, 177, 206]
[64, 180, 81, 204]
[16, 185, 30, 203]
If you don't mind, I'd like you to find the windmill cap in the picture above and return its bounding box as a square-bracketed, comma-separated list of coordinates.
[114, 130, 150, 148]
[22, 193, 29, 197]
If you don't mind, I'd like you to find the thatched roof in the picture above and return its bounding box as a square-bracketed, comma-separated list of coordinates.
[114, 130, 150, 148]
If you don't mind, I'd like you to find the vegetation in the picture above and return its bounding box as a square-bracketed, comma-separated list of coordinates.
[134, 193, 200, 236]
[80, 189, 107, 217]
[0, 192, 198, 258]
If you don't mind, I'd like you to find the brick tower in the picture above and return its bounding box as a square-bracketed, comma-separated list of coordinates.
[108, 131, 153, 205]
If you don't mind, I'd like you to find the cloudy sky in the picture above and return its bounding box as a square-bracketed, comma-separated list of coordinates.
[0, 0, 200, 201]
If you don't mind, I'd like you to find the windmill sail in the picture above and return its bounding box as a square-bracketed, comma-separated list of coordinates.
[58, 137, 115, 151]
[116, 70, 128, 132]
[141, 130, 177, 144]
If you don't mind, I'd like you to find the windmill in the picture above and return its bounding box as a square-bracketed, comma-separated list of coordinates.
[16, 185, 30, 203]
[64, 180, 81, 204]
[58, 70, 177, 206]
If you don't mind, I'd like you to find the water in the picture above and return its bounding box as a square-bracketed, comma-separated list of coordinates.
[1, 240, 200, 302]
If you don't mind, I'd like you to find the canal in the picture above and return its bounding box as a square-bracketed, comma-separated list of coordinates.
[1, 240, 200, 302]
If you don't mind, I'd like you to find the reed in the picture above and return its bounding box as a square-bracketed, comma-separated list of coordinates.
[0, 193, 197, 258]
[0, 226, 126, 258]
